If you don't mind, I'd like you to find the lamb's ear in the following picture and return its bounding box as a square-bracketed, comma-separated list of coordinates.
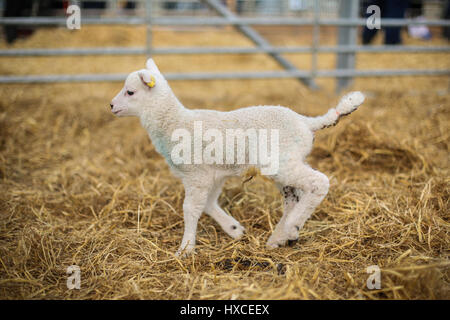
[138, 69, 156, 88]
[146, 58, 161, 74]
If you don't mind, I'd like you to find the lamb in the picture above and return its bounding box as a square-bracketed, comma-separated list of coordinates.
[110, 58, 365, 256]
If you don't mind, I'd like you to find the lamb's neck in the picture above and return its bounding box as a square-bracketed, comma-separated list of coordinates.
[140, 90, 187, 145]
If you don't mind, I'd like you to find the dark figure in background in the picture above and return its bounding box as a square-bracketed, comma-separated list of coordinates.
[124, 2, 137, 10]
[3, 0, 35, 44]
[361, 0, 409, 44]
[444, 0, 450, 40]
[408, 0, 424, 18]
[3, 0, 63, 44]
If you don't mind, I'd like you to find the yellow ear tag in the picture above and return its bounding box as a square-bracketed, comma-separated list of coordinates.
[146, 75, 156, 88]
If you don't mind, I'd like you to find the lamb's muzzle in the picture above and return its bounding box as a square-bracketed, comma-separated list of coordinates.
[109, 58, 366, 256]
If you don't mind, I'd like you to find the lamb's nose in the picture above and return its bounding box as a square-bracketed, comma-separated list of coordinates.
[110, 103, 113, 109]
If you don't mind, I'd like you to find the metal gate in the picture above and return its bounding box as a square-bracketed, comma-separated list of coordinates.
[0, 0, 449, 91]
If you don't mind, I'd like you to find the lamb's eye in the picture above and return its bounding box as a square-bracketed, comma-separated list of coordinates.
[127, 91, 134, 96]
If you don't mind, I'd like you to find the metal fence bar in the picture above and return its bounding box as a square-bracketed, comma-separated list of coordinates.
[310, 0, 320, 88]
[203, 0, 316, 88]
[1, 69, 448, 83]
[336, 0, 359, 92]
[1, 16, 449, 26]
[320, 69, 450, 77]
[145, 0, 152, 58]
[0, 9, 448, 86]
[318, 45, 450, 53]
[1, 45, 449, 56]
[318, 18, 450, 26]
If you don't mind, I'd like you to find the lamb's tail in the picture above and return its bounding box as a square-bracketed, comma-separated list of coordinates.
[306, 91, 365, 132]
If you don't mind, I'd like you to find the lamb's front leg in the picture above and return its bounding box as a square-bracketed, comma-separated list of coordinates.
[204, 179, 245, 239]
[176, 184, 209, 257]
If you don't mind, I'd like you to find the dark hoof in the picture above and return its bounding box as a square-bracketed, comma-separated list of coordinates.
[287, 239, 298, 247]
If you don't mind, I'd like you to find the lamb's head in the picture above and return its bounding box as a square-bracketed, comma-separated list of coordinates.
[110, 58, 168, 117]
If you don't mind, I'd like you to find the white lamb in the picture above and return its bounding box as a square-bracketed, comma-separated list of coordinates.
[110, 59, 365, 256]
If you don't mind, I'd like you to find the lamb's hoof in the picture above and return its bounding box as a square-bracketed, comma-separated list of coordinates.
[175, 246, 195, 258]
[267, 236, 299, 248]
[266, 234, 288, 249]
[285, 225, 300, 241]
[266, 241, 282, 249]
[228, 223, 245, 240]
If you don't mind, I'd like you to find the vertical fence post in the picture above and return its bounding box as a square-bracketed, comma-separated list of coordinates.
[336, 0, 359, 93]
[311, 0, 320, 89]
[145, 0, 152, 58]
[109, 0, 118, 15]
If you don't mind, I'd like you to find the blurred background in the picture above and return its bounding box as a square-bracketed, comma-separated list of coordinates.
[0, 0, 449, 92]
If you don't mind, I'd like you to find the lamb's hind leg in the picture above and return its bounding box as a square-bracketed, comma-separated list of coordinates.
[266, 185, 302, 248]
[267, 164, 329, 247]
[204, 179, 245, 239]
[283, 165, 329, 241]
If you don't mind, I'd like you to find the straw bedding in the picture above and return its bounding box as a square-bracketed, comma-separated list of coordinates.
[0, 25, 449, 299]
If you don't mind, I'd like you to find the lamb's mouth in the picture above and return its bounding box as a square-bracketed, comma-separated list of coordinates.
[113, 110, 122, 115]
